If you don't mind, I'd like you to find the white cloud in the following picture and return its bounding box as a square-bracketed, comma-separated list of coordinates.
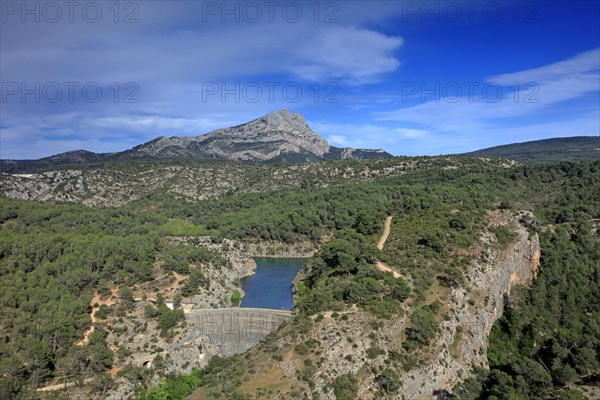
[0, 10, 403, 87]
[328, 134, 350, 146]
[375, 49, 600, 133]
[288, 26, 402, 84]
[490, 48, 600, 84]
[314, 122, 431, 152]
[395, 128, 428, 138]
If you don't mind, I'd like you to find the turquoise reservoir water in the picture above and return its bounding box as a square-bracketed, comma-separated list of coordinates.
[240, 258, 307, 310]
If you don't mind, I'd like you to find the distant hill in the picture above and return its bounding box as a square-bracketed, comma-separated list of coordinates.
[0, 110, 391, 173]
[0, 150, 109, 172]
[467, 136, 600, 163]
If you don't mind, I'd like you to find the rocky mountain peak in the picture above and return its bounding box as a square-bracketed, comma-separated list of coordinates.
[261, 109, 308, 133]
[196, 109, 332, 159]
[221, 109, 317, 140]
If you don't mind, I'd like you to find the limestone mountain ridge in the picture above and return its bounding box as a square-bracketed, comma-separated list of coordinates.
[1, 109, 391, 173]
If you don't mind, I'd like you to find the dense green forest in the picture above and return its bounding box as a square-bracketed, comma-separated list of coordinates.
[1, 158, 599, 399]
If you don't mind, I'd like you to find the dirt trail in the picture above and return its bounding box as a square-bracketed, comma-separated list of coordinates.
[163, 271, 186, 295]
[377, 215, 393, 250]
[36, 377, 94, 393]
[313, 304, 359, 320]
[375, 216, 401, 279]
[77, 287, 118, 346]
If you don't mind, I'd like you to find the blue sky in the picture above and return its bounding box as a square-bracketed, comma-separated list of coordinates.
[1, 0, 599, 159]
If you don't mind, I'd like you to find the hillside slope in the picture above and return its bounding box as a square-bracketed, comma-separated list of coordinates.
[467, 136, 600, 163]
[0, 156, 513, 207]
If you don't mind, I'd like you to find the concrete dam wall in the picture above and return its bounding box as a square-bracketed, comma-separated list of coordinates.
[185, 308, 293, 356]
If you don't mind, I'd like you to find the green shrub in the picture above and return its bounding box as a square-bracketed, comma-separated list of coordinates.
[404, 304, 439, 349]
[230, 290, 241, 306]
[376, 368, 401, 393]
[328, 373, 358, 400]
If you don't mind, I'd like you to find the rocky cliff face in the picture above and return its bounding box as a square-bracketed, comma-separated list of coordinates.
[201, 109, 332, 160]
[400, 210, 540, 399]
